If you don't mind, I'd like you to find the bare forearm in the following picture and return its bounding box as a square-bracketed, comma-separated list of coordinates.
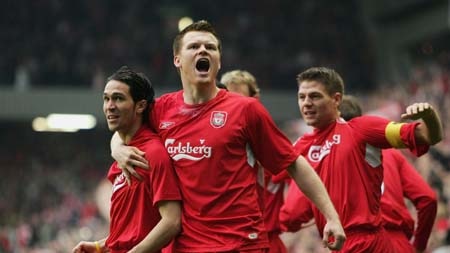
[110, 131, 123, 159]
[420, 109, 443, 145]
[287, 156, 345, 250]
[129, 202, 181, 253]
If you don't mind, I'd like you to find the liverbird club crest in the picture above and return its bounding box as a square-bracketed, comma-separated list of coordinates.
[210, 111, 227, 128]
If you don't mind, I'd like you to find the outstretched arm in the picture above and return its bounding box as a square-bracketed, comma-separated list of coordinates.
[401, 102, 443, 145]
[111, 132, 149, 184]
[287, 155, 346, 250]
[128, 201, 181, 253]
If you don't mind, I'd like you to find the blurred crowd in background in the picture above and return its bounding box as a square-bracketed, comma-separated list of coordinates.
[1, 0, 450, 252]
[0, 123, 111, 253]
[1, 0, 373, 91]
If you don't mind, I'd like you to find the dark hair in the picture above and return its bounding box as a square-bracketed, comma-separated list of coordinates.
[107, 66, 155, 124]
[172, 20, 222, 56]
[296, 67, 344, 96]
[339, 95, 362, 121]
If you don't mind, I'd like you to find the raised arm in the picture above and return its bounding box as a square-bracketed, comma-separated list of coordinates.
[128, 200, 181, 253]
[287, 155, 346, 250]
[111, 131, 149, 184]
[401, 102, 443, 145]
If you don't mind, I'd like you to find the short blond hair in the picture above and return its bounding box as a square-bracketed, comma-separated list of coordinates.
[220, 70, 260, 97]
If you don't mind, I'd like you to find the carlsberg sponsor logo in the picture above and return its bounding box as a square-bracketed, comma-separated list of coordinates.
[308, 134, 341, 162]
[165, 138, 212, 161]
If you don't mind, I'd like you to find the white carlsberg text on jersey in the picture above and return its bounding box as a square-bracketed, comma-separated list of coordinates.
[307, 134, 341, 162]
[165, 138, 212, 161]
[112, 173, 127, 193]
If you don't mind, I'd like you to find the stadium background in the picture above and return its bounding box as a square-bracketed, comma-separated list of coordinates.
[0, 0, 449, 252]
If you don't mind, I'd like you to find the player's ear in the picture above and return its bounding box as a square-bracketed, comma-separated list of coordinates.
[174, 55, 181, 68]
[333, 92, 342, 107]
[136, 100, 147, 114]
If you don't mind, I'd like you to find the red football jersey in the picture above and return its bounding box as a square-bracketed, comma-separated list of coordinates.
[279, 181, 313, 232]
[262, 171, 287, 253]
[150, 89, 298, 252]
[263, 172, 285, 233]
[106, 127, 181, 253]
[280, 148, 436, 252]
[381, 149, 437, 251]
[291, 116, 428, 236]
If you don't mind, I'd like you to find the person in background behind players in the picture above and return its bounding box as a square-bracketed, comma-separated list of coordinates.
[73, 66, 181, 253]
[220, 69, 287, 253]
[110, 20, 346, 252]
[278, 67, 442, 253]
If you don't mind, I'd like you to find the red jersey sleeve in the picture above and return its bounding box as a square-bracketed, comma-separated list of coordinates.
[145, 138, 182, 205]
[398, 122, 430, 156]
[150, 93, 178, 132]
[244, 100, 300, 175]
[279, 182, 314, 232]
[350, 116, 429, 156]
[271, 171, 290, 183]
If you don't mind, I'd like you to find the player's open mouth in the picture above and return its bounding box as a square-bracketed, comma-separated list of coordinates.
[107, 115, 119, 120]
[303, 111, 315, 116]
[196, 58, 210, 72]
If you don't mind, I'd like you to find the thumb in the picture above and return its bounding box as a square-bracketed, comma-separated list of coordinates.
[400, 113, 412, 120]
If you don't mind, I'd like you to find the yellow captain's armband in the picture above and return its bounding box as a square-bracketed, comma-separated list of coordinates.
[385, 122, 407, 148]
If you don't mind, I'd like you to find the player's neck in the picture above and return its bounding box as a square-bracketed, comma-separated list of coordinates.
[182, 82, 220, 105]
[119, 121, 142, 145]
[314, 117, 339, 131]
